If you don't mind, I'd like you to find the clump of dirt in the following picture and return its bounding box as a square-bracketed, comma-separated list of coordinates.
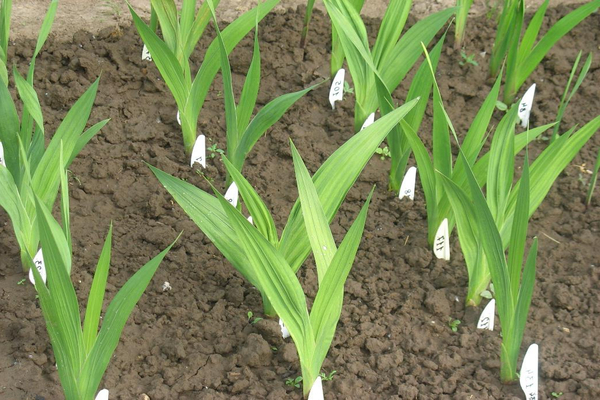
[0, 4, 598, 400]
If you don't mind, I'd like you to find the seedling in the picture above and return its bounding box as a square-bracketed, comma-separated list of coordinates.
[247, 311, 263, 325]
[286, 376, 303, 389]
[0, 1, 107, 271]
[375, 146, 391, 160]
[459, 50, 478, 66]
[323, 0, 453, 132]
[207, 143, 225, 159]
[206, 0, 322, 182]
[343, 81, 354, 94]
[129, 0, 279, 156]
[29, 188, 175, 399]
[551, 392, 563, 398]
[489, 0, 600, 103]
[17, 278, 26, 285]
[320, 370, 337, 381]
[448, 318, 461, 332]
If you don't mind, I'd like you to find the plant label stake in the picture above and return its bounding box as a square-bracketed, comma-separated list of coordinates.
[360, 112, 375, 130]
[399, 166, 417, 201]
[141, 44, 152, 61]
[329, 68, 345, 109]
[225, 182, 239, 208]
[433, 218, 450, 260]
[519, 344, 539, 400]
[518, 84, 536, 128]
[308, 376, 323, 400]
[28, 248, 46, 285]
[95, 389, 109, 400]
[247, 216, 254, 225]
[477, 299, 495, 331]
[190, 135, 206, 168]
[176, 110, 181, 126]
[0, 141, 5, 167]
[279, 318, 290, 339]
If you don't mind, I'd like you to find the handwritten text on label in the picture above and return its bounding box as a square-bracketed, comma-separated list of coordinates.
[518, 84, 536, 128]
[329, 68, 345, 109]
[225, 182, 239, 208]
[477, 299, 495, 331]
[519, 344, 539, 400]
[28, 249, 47, 285]
[190, 135, 206, 168]
[399, 166, 417, 201]
[433, 218, 450, 260]
[141, 44, 152, 61]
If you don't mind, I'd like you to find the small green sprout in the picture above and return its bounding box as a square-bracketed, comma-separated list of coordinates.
[17, 278, 26, 285]
[551, 392, 563, 398]
[207, 143, 225, 159]
[319, 370, 337, 381]
[495, 100, 508, 111]
[459, 50, 479, 67]
[343, 81, 354, 94]
[285, 376, 303, 388]
[247, 311, 263, 325]
[448, 318, 461, 332]
[374, 146, 391, 160]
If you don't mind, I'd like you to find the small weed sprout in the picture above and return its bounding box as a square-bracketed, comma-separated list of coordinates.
[459, 51, 479, 66]
[319, 370, 337, 381]
[343, 81, 354, 94]
[247, 311, 263, 325]
[375, 146, 391, 160]
[285, 376, 303, 388]
[448, 318, 461, 332]
[551, 392, 563, 398]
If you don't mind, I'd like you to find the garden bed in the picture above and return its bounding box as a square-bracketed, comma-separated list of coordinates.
[0, 4, 599, 399]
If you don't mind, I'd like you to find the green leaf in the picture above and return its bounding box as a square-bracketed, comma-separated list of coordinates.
[32, 78, 100, 209]
[82, 224, 112, 353]
[291, 141, 337, 284]
[222, 156, 278, 245]
[13, 67, 44, 133]
[231, 81, 323, 171]
[309, 188, 372, 376]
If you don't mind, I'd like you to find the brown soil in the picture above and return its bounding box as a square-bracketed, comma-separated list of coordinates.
[1, 4, 599, 400]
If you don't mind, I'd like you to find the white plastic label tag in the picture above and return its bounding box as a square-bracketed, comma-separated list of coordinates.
[190, 135, 206, 168]
[247, 216, 254, 225]
[176, 110, 181, 126]
[95, 389, 109, 400]
[520, 344, 539, 400]
[225, 182, 239, 208]
[279, 318, 290, 339]
[433, 218, 450, 260]
[360, 112, 375, 130]
[308, 376, 323, 400]
[477, 299, 495, 331]
[399, 166, 417, 201]
[518, 84, 536, 128]
[329, 68, 345, 109]
[28, 248, 46, 285]
[0, 141, 5, 167]
[141, 44, 152, 61]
